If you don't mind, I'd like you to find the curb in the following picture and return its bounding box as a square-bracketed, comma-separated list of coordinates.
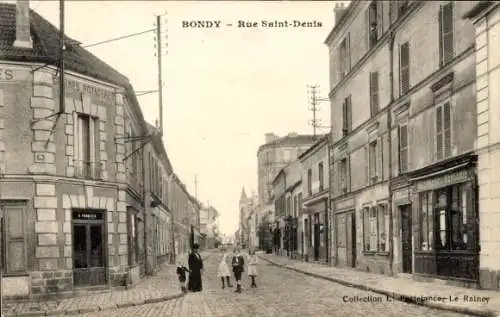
[260, 256, 499, 317]
[5, 292, 185, 317]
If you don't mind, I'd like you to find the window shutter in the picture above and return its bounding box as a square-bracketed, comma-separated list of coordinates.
[390, 1, 399, 24]
[370, 72, 379, 116]
[443, 2, 454, 64]
[347, 95, 352, 132]
[366, 8, 371, 49]
[436, 106, 443, 160]
[347, 155, 351, 191]
[364, 145, 369, 185]
[346, 33, 351, 71]
[438, 5, 444, 66]
[337, 161, 342, 195]
[5, 205, 26, 273]
[376, 1, 384, 39]
[378, 137, 384, 179]
[400, 42, 410, 95]
[443, 102, 451, 157]
[342, 99, 348, 135]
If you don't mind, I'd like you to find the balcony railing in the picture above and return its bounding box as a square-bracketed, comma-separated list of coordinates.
[74, 160, 102, 180]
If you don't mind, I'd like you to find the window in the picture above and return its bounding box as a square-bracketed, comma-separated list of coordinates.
[399, 125, 409, 173]
[363, 205, 389, 252]
[338, 34, 351, 79]
[369, 71, 379, 117]
[286, 196, 291, 217]
[339, 158, 348, 193]
[283, 149, 292, 162]
[75, 113, 97, 179]
[318, 162, 324, 192]
[399, 42, 410, 96]
[439, 2, 454, 66]
[342, 95, 352, 136]
[265, 152, 271, 165]
[419, 191, 434, 251]
[307, 168, 312, 195]
[1, 202, 27, 274]
[369, 141, 378, 181]
[436, 102, 452, 160]
[298, 193, 302, 215]
[398, 0, 410, 18]
[293, 195, 298, 218]
[368, 1, 378, 48]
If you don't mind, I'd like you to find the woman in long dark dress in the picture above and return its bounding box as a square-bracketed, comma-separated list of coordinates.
[187, 243, 204, 292]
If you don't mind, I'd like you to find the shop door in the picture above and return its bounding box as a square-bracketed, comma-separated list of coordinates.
[400, 205, 413, 273]
[346, 212, 356, 268]
[313, 213, 320, 261]
[72, 210, 107, 287]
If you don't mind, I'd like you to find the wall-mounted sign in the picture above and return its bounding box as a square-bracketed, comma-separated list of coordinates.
[64, 78, 114, 102]
[73, 210, 104, 221]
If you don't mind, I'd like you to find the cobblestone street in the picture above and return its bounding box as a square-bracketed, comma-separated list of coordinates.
[71, 253, 471, 317]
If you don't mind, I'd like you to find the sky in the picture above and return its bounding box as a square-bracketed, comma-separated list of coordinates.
[5, 0, 340, 236]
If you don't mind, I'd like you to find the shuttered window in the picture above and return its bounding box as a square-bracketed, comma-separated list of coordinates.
[369, 71, 379, 117]
[337, 34, 351, 80]
[439, 2, 454, 66]
[342, 95, 352, 136]
[436, 102, 452, 160]
[399, 125, 408, 173]
[368, 1, 378, 48]
[339, 159, 348, 193]
[369, 141, 378, 182]
[400, 42, 410, 96]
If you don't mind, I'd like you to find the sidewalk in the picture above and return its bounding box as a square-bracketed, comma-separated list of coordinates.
[2, 251, 215, 317]
[259, 253, 500, 317]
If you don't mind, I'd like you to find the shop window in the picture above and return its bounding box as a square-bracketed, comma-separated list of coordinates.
[363, 205, 388, 252]
[127, 208, 140, 265]
[419, 183, 475, 252]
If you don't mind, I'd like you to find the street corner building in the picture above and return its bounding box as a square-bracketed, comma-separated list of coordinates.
[0, 0, 201, 300]
[326, 0, 500, 291]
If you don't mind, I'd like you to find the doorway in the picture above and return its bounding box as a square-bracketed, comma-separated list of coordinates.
[72, 210, 107, 287]
[350, 212, 356, 268]
[400, 205, 412, 274]
[313, 213, 320, 261]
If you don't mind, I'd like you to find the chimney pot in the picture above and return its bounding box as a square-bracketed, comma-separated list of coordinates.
[14, 0, 33, 49]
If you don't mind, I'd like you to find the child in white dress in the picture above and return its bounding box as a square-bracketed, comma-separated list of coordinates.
[247, 249, 258, 288]
[217, 250, 233, 288]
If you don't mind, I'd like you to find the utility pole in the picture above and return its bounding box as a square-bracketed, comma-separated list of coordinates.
[307, 85, 320, 138]
[156, 15, 164, 136]
[59, 0, 65, 114]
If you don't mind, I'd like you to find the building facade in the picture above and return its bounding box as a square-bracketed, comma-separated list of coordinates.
[464, 1, 500, 291]
[256, 133, 317, 231]
[272, 170, 286, 255]
[0, 0, 204, 298]
[299, 135, 330, 263]
[326, 0, 479, 287]
[282, 160, 302, 259]
[199, 205, 219, 249]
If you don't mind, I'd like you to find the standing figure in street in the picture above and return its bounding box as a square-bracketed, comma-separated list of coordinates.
[187, 243, 203, 292]
[231, 247, 245, 293]
[176, 264, 189, 293]
[247, 249, 258, 288]
[217, 249, 233, 288]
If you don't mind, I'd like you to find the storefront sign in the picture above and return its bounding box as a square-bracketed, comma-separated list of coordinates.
[335, 197, 355, 212]
[73, 211, 104, 221]
[64, 78, 114, 102]
[416, 169, 471, 192]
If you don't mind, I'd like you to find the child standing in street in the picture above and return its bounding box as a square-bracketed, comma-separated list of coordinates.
[247, 249, 258, 288]
[217, 249, 233, 289]
[176, 264, 189, 293]
[231, 247, 245, 293]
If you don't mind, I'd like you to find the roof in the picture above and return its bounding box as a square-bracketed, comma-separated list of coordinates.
[324, 1, 360, 45]
[257, 134, 318, 155]
[271, 167, 286, 186]
[298, 134, 329, 161]
[463, 1, 497, 19]
[0, 3, 129, 87]
[0, 3, 148, 134]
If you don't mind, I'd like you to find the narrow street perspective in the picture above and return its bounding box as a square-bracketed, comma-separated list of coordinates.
[69, 252, 471, 317]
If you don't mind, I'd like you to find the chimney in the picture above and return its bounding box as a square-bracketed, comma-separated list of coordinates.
[265, 133, 278, 144]
[334, 2, 348, 26]
[14, 0, 33, 49]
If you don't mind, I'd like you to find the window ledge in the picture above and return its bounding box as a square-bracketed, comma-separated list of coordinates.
[2, 273, 29, 277]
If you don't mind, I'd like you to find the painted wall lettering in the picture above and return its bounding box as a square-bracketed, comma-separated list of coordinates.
[0, 69, 14, 81]
[64, 78, 114, 102]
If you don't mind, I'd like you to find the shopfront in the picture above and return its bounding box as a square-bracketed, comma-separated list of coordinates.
[304, 198, 328, 263]
[410, 157, 479, 283]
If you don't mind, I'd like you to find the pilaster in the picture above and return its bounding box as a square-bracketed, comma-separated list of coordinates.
[115, 93, 126, 183]
[34, 182, 59, 271]
[30, 71, 56, 175]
